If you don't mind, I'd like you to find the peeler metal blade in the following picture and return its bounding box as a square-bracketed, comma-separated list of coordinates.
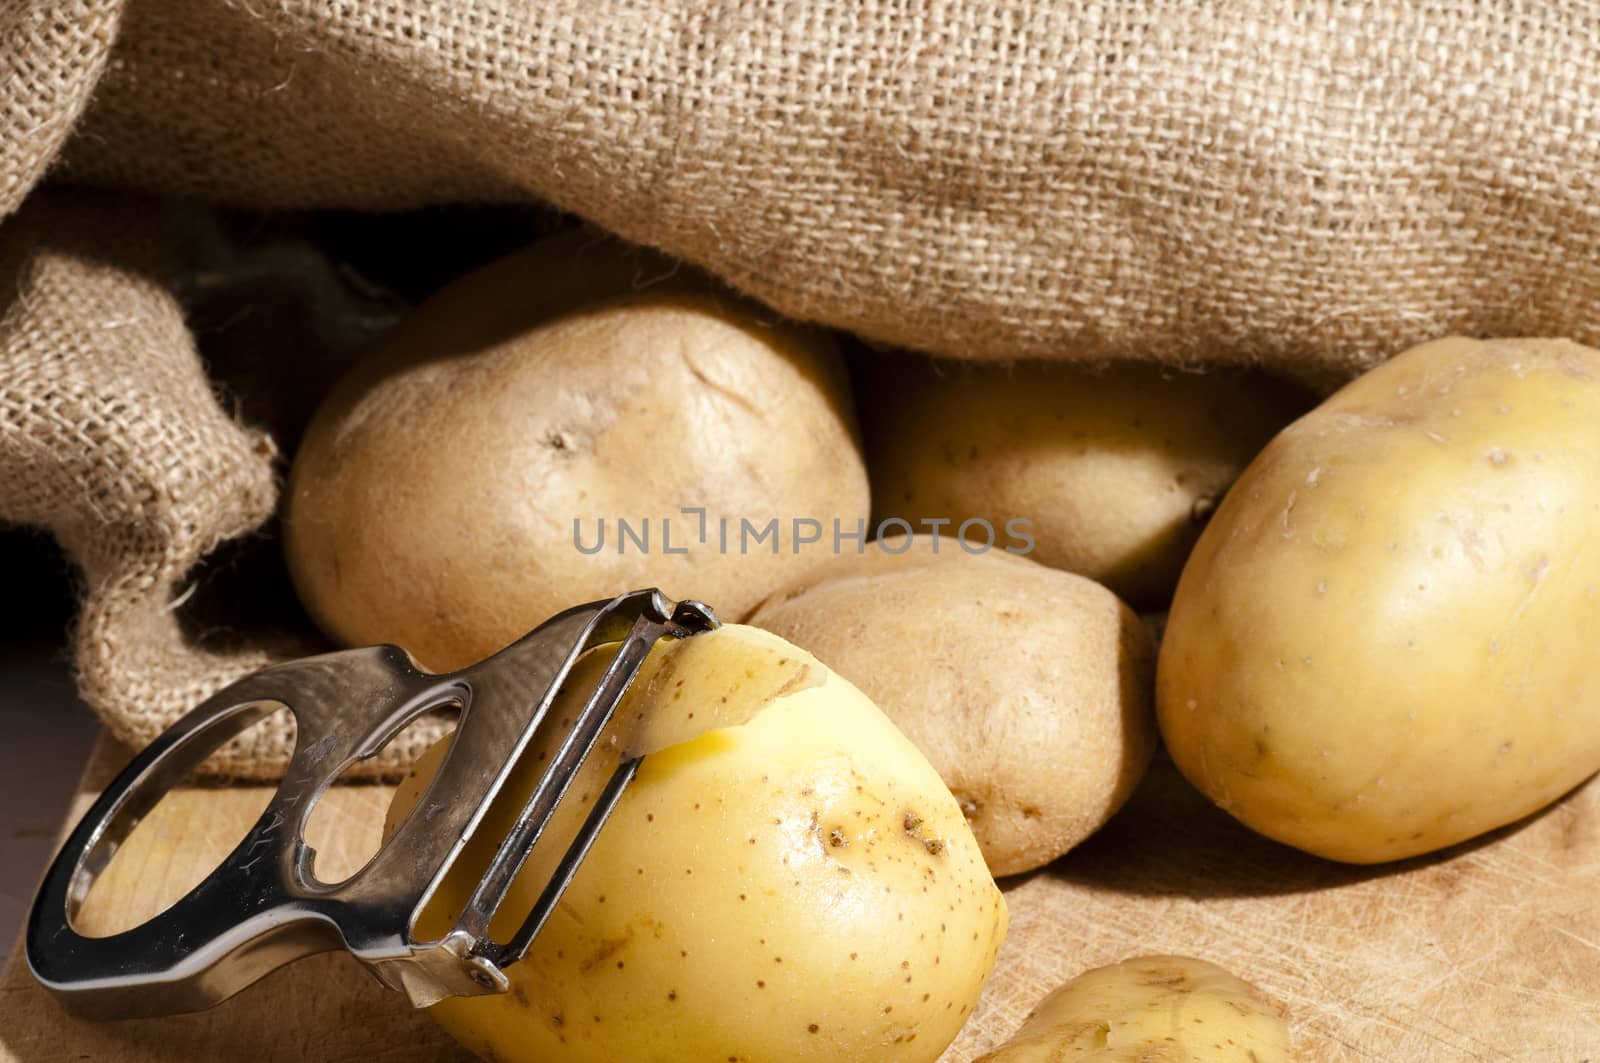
[26, 589, 717, 1020]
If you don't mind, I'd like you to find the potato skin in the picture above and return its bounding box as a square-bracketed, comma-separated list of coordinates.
[861, 358, 1308, 609]
[386, 625, 1007, 1063]
[286, 259, 868, 671]
[974, 955, 1290, 1062]
[1159, 336, 1600, 863]
[750, 535, 1156, 876]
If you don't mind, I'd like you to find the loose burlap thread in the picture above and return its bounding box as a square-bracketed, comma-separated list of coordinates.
[7, 2, 1600, 773]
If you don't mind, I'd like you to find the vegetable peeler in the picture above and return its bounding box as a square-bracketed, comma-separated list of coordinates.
[26, 589, 717, 1020]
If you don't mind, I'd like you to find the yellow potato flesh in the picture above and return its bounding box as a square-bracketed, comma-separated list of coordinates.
[975, 955, 1289, 1062]
[1159, 336, 1600, 862]
[387, 624, 1006, 1063]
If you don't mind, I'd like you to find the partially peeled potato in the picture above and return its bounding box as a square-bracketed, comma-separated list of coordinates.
[386, 624, 1007, 1063]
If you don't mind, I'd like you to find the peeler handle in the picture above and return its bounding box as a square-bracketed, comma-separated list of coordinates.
[23, 658, 375, 1019]
[26, 589, 716, 1020]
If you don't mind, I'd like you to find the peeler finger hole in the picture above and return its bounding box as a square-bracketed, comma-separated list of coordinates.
[303, 698, 464, 886]
[71, 703, 297, 938]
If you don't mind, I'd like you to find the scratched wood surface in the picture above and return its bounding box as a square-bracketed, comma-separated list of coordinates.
[2, 735, 1596, 1062]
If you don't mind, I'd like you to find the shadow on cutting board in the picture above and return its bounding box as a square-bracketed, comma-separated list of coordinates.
[1042, 748, 1590, 901]
[0, 949, 471, 1063]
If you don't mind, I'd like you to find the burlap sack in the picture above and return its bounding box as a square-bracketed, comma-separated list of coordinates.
[7, 1, 1600, 772]
[0, 192, 419, 773]
[15, 1, 1600, 375]
[0, 193, 290, 772]
[0, 1, 120, 215]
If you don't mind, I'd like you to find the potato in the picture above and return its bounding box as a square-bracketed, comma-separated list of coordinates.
[386, 623, 1007, 1063]
[1159, 336, 1600, 863]
[974, 955, 1290, 1062]
[860, 357, 1309, 609]
[749, 535, 1156, 876]
[285, 256, 868, 671]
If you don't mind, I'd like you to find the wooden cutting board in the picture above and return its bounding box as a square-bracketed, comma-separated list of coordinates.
[2, 734, 1597, 1062]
